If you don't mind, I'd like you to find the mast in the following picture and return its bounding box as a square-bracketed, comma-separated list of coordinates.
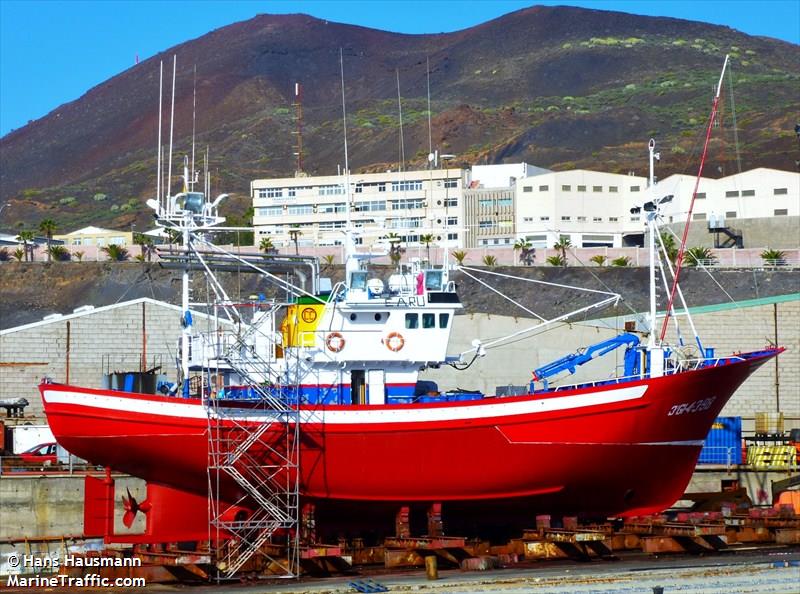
[340, 48, 357, 280]
[167, 55, 177, 213]
[647, 139, 658, 351]
[156, 61, 163, 205]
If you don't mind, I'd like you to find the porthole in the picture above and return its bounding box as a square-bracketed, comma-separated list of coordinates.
[349, 313, 357, 321]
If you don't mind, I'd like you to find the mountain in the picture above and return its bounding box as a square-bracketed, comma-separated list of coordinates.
[1, 6, 798, 231]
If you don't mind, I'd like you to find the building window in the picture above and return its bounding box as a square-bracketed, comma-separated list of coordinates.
[478, 198, 493, 208]
[695, 192, 706, 199]
[378, 184, 386, 192]
[389, 217, 423, 229]
[320, 202, 347, 214]
[539, 185, 549, 191]
[287, 205, 314, 215]
[577, 185, 586, 192]
[498, 220, 513, 229]
[287, 188, 297, 197]
[497, 197, 513, 207]
[561, 185, 571, 191]
[447, 216, 458, 226]
[577, 216, 587, 221]
[439, 313, 450, 328]
[391, 198, 425, 210]
[523, 217, 533, 222]
[258, 187, 284, 199]
[593, 217, 602, 222]
[523, 186, 532, 192]
[561, 216, 571, 221]
[539, 216, 549, 221]
[354, 184, 363, 193]
[774, 208, 788, 216]
[318, 185, 345, 196]
[444, 179, 458, 188]
[593, 186, 602, 192]
[630, 216, 640, 221]
[258, 206, 283, 217]
[391, 180, 423, 192]
[609, 186, 618, 193]
[444, 197, 458, 207]
[725, 190, 739, 198]
[319, 220, 347, 230]
[725, 211, 737, 218]
[630, 185, 640, 192]
[608, 216, 618, 222]
[405, 313, 419, 329]
[774, 188, 788, 195]
[447, 232, 458, 240]
[479, 220, 493, 229]
[354, 200, 386, 212]
[693, 213, 706, 220]
[742, 189, 755, 197]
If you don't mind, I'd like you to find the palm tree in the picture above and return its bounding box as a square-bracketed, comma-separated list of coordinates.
[322, 254, 335, 270]
[546, 254, 565, 266]
[48, 245, 70, 261]
[38, 219, 57, 262]
[102, 244, 129, 261]
[17, 230, 35, 262]
[513, 238, 534, 266]
[760, 248, 786, 267]
[386, 233, 403, 266]
[684, 246, 717, 267]
[288, 225, 302, 255]
[611, 256, 631, 267]
[590, 255, 607, 266]
[74, 251, 85, 262]
[420, 234, 435, 262]
[553, 236, 571, 267]
[482, 254, 498, 267]
[451, 250, 467, 265]
[659, 231, 678, 265]
[259, 236, 276, 254]
[133, 232, 154, 262]
[12, 248, 24, 262]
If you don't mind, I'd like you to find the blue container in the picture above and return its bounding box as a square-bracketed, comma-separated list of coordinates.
[698, 416, 742, 465]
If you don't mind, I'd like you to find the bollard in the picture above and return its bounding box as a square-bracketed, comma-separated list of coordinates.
[425, 555, 438, 580]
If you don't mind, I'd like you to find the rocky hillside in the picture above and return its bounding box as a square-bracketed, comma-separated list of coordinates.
[1, 6, 798, 232]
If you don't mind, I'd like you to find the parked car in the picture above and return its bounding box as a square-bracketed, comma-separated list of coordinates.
[18, 442, 57, 465]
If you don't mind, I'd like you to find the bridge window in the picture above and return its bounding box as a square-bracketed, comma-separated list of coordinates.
[422, 313, 436, 329]
[439, 313, 450, 328]
[405, 313, 419, 329]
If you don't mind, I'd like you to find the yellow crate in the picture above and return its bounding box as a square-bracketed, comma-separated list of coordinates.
[747, 445, 796, 470]
[755, 412, 784, 435]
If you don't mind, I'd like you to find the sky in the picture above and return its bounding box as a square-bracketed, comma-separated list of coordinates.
[1, 0, 798, 137]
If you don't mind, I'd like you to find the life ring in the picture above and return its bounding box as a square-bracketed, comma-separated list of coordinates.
[384, 331, 405, 352]
[325, 332, 345, 353]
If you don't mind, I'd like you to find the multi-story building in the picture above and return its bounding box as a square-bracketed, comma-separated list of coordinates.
[513, 170, 650, 249]
[251, 169, 466, 249]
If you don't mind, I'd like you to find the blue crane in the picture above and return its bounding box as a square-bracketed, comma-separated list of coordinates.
[531, 333, 642, 390]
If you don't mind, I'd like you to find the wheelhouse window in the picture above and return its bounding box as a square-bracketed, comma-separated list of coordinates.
[439, 313, 450, 328]
[422, 313, 436, 329]
[405, 313, 419, 329]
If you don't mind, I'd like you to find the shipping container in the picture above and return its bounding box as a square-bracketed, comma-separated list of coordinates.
[698, 416, 742, 465]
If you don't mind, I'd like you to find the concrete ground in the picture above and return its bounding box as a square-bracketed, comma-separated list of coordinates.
[167, 548, 800, 594]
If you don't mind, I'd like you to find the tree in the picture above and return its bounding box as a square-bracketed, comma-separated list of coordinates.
[73, 251, 85, 262]
[546, 254, 565, 266]
[420, 234, 435, 262]
[590, 255, 607, 266]
[659, 231, 678, 265]
[259, 236, 276, 254]
[451, 250, 467, 265]
[38, 219, 57, 262]
[133, 232, 154, 262]
[288, 225, 302, 255]
[48, 245, 71, 261]
[12, 248, 24, 262]
[322, 254, 335, 269]
[611, 256, 631, 267]
[553, 236, 571, 267]
[102, 244, 129, 261]
[514, 238, 535, 265]
[760, 248, 786, 267]
[17, 230, 35, 262]
[482, 254, 498, 267]
[684, 246, 717, 267]
[386, 233, 403, 266]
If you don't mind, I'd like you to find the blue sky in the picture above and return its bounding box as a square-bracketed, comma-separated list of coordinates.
[1, 1, 798, 137]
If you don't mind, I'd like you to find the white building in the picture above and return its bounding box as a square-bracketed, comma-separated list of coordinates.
[251, 169, 466, 250]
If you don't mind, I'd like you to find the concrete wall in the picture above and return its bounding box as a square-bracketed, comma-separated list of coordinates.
[666, 216, 800, 250]
[0, 474, 144, 540]
[0, 300, 185, 421]
[421, 296, 799, 429]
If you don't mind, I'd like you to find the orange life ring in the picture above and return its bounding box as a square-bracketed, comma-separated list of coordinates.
[384, 331, 405, 352]
[325, 332, 345, 352]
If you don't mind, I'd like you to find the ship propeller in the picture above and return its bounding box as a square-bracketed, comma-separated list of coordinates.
[121, 488, 152, 528]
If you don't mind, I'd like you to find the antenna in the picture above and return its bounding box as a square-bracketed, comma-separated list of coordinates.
[156, 60, 163, 205]
[426, 56, 433, 169]
[167, 55, 177, 211]
[396, 69, 405, 172]
[191, 64, 197, 184]
[292, 82, 305, 175]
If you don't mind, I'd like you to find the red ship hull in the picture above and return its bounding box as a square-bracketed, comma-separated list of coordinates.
[40, 350, 777, 531]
